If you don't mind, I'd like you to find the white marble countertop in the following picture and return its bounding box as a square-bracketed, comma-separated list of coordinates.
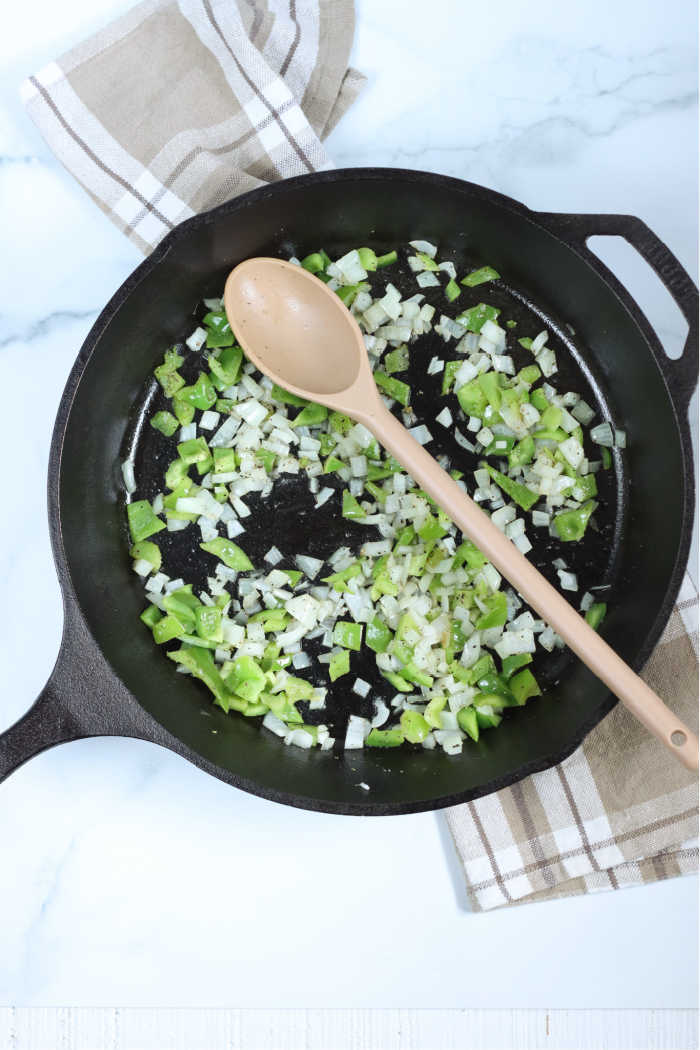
[0, 0, 697, 1013]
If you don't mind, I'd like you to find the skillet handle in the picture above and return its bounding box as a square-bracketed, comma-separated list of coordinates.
[537, 212, 699, 410]
[0, 596, 151, 784]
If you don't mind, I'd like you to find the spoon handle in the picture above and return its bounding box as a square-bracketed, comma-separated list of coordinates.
[365, 401, 698, 772]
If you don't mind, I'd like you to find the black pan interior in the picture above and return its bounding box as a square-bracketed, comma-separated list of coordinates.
[56, 172, 689, 812]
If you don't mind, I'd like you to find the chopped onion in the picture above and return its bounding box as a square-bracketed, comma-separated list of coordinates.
[295, 554, 324, 579]
[121, 459, 136, 494]
[186, 326, 207, 351]
[557, 569, 578, 591]
[590, 422, 614, 447]
[408, 424, 433, 445]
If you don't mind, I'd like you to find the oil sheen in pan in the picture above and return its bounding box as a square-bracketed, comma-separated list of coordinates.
[122, 246, 625, 745]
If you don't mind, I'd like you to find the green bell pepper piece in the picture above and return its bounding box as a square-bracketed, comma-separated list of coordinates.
[477, 371, 502, 411]
[213, 447, 237, 472]
[130, 540, 161, 571]
[195, 605, 223, 643]
[457, 302, 500, 332]
[168, 647, 231, 709]
[475, 708, 503, 729]
[424, 695, 446, 729]
[508, 436, 535, 469]
[442, 360, 462, 395]
[329, 649, 350, 681]
[457, 705, 479, 741]
[585, 602, 607, 630]
[384, 345, 409, 374]
[445, 278, 461, 302]
[530, 388, 548, 413]
[462, 266, 500, 287]
[398, 662, 433, 688]
[271, 384, 308, 406]
[400, 710, 430, 743]
[208, 345, 242, 386]
[224, 654, 267, 703]
[152, 613, 186, 645]
[333, 620, 363, 651]
[381, 671, 413, 693]
[164, 459, 190, 490]
[483, 463, 539, 511]
[150, 411, 179, 437]
[178, 436, 210, 465]
[127, 500, 165, 543]
[140, 604, 162, 628]
[475, 591, 508, 630]
[200, 538, 254, 571]
[509, 668, 541, 705]
[374, 371, 410, 406]
[342, 491, 365, 520]
[552, 501, 596, 542]
[501, 652, 533, 678]
[202, 311, 234, 348]
[292, 402, 328, 427]
[366, 727, 404, 747]
[366, 617, 393, 653]
[457, 378, 488, 417]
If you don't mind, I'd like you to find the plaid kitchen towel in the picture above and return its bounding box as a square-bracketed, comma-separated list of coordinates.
[21, 0, 365, 254]
[446, 573, 699, 910]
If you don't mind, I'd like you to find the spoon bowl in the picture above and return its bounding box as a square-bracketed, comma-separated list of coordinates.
[225, 258, 369, 405]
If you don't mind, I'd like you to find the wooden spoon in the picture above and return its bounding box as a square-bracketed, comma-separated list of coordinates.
[224, 257, 698, 771]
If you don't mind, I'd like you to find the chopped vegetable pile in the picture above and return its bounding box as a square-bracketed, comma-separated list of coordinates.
[123, 240, 620, 757]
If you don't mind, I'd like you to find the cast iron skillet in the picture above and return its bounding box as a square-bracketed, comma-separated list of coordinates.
[0, 170, 696, 814]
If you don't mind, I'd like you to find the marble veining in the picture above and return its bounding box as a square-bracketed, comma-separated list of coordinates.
[0, 0, 697, 1010]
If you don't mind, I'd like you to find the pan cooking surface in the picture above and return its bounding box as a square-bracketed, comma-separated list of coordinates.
[124, 243, 624, 748]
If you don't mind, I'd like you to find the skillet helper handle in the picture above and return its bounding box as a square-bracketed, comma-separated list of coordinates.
[537, 211, 699, 410]
[361, 401, 700, 772]
[0, 596, 149, 784]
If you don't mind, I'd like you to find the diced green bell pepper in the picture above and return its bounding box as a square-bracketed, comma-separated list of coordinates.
[585, 602, 607, 630]
[457, 303, 500, 332]
[127, 500, 166, 543]
[140, 604, 162, 628]
[483, 463, 539, 512]
[400, 710, 431, 743]
[501, 652, 533, 678]
[329, 649, 350, 681]
[292, 402, 328, 427]
[462, 266, 500, 287]
[509, 668, 541, 705]
[175, 372, 216, 411]
[366, 727, 404, 747]
[457, 705, 479, 741]
[342, 491, 366, 520]
[456, 378, 487, 417]
[366, 617, 393, 653]
[195, 605, 223, 643]
[374, 371, 410, 406]
[200, 538, 253, 571]
[445, 278, 461, 302]
[475, 591, 508, 630]
[552, 501, 596, 542]
[209, 345, 242, 386]
[384, 345, 409, 374]
[150, 411, 179, 437]
[178, 436, 210, 465]
[424, 695, 446, 729]
[333, 620, 363, 651]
